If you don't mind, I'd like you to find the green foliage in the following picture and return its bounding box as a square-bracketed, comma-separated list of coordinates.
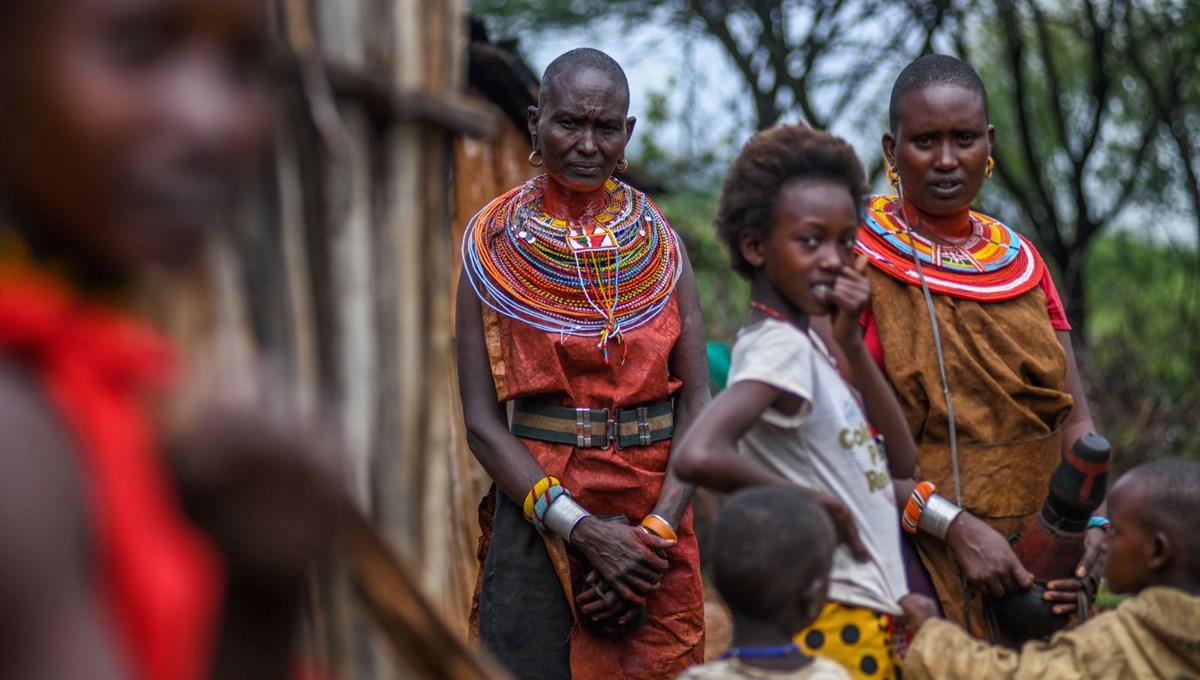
[652, 187, 748, 342]
[1084, 234, 1200, 469]
[957, 0, 1177, 324]
[1094, 585, 1126, 611]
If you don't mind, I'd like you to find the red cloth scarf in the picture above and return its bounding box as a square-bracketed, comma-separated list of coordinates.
[0, 265, 222, 680]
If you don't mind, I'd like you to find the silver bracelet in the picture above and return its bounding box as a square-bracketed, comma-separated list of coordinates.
[544, 495, 590, 543]
[918, 494, 963, 541]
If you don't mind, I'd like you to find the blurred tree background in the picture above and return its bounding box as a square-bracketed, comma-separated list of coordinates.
[472, 0, 1200, 467]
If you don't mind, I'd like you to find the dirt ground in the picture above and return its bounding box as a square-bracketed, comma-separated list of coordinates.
[703, 591, 733, 660]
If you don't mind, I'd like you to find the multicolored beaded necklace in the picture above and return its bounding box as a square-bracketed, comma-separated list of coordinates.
[855, 195, 1044, 302]
[462, 176, 681, 363]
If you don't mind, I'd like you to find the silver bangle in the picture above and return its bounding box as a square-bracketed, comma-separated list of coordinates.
[544, 495, 590, 543]
[918, 494, 963, 541]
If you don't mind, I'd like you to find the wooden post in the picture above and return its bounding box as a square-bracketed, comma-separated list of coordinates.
[147, 0, 501, 676]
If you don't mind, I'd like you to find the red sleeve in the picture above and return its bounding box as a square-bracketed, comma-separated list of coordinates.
[860, 304, 887, 373]
[1039, 268, 1072, 331]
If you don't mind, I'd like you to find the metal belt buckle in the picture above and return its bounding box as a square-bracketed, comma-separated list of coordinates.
[606, 414, 618, 450]
[637, 406, 651, 446]
[576, 407, 592, 448]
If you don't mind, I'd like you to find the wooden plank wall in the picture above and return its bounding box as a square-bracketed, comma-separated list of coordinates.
[147, 0, 506, 677]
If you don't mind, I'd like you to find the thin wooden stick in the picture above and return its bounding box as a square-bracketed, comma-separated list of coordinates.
[343, 510, 512, 680]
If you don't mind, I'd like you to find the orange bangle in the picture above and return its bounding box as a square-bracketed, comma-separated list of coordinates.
[902, 481, 937, 535]
[639, 514, 678, 542]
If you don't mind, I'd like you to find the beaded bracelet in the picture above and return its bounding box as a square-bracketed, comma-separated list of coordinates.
[523, 476, 567, 531]
[523, 476, 558, 522]
[902, 481, 937, 535]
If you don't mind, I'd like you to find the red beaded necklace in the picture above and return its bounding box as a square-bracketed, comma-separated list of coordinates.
[749, 300, 792, 324]
[748, 300, 843, 368]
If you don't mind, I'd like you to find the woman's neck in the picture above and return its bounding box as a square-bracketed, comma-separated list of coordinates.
[540, 176, 609, 222]
[899, 193, 972, 243]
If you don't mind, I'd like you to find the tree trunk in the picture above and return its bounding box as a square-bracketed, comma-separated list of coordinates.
[1061, 246, 1087, 343]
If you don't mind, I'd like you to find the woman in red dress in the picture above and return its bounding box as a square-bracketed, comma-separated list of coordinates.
[457, 48, 709, 679]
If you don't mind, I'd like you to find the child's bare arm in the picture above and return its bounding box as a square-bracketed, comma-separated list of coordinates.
[672, 380, 792, 493]
[656, 244, 708, 529]
[828, 258, 918, 479]
[672, 381, 867, 559]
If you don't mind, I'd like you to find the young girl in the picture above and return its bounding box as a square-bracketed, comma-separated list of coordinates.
[674, 125, 918, 680]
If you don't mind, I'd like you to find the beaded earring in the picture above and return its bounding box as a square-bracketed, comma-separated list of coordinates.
[883, 152, 900, 188]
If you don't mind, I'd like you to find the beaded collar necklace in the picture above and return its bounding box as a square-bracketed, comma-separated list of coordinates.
[855, 195, 1044, 302]
[463, 176, 681, 363]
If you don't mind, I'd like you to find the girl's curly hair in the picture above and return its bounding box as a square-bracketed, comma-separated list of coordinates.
[715, 124, 868, 279]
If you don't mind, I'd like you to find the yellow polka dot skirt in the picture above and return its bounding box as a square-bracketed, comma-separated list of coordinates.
[794, 601, 900, 680]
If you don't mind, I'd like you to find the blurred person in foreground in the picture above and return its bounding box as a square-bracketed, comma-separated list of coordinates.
[676, 487, 850, 680]
[902, 459, 1200, 679]
[457, 48, 708, 678]
[0, 1, 341, 679]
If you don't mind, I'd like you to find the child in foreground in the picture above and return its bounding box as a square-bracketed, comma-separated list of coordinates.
[677, 487, 849, 679]
[902, 459, 1200, 679]
[673, 124, 920, 680]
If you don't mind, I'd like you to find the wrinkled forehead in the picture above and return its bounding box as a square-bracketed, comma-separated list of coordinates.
[542, 67, 630, 115]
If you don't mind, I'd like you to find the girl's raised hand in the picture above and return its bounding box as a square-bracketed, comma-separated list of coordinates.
[828, 254, 871, 349]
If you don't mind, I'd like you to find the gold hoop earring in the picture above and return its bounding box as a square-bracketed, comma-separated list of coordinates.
[985, 156, 995, 179]
[883, 152, 900, 188]
[528, 150, 544, 168]
[615, 157, 629, 173]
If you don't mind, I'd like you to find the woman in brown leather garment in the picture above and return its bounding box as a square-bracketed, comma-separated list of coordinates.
[856, 55, 1106, 639]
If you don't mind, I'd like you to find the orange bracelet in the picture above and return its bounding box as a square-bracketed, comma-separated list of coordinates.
[639, 514, 678, 542]
[902, 481, 937, 535]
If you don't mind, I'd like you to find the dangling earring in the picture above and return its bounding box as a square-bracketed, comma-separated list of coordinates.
[985, 156, 995, 179]
[885, 154, 901, 189]
[528, 150, 544, 168]
[615, 157, 629, 173]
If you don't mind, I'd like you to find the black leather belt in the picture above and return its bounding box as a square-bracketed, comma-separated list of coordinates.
[510, 399, 674, 449]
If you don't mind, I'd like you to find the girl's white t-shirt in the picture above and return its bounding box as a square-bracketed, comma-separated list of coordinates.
[727, 318, 908, 615]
